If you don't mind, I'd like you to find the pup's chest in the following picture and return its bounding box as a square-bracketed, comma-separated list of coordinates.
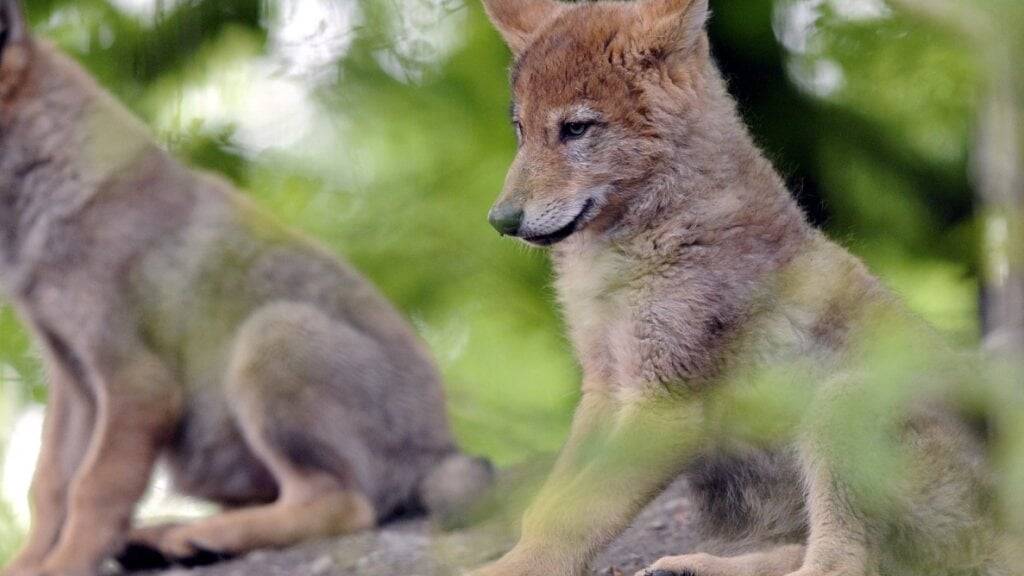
[554, 247, 641, 390]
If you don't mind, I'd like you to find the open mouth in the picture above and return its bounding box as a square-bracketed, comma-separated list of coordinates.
[522, 199, 596, 246]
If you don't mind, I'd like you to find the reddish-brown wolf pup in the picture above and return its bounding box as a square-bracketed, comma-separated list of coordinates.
[474, 1, 1010, 576]
[0, 2, 490, 575]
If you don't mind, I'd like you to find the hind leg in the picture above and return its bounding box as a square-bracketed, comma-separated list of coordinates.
[151, 482, 374, 558]
[800, 410, 996, 576]
[788, 398, 993, 576]
[122, 465, 370, 567]
[639, 387, 996, 576]
[131, 458, 374, 560]
[141, 304, 381, 558]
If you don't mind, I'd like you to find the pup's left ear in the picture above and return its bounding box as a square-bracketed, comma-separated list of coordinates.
[0, 0, 28, 54]
[639, 0, 710, 57]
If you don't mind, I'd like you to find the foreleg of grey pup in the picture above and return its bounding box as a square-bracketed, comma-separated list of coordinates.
[3, 349, 95, 576]
[35, 351, 181, 576]
[135, 304, 379, 558]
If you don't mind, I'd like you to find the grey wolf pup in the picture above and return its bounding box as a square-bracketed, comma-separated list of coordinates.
[474, 1, 1010, 575]
[0, 2, 490, 574]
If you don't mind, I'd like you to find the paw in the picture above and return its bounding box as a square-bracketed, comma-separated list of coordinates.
[117, 523, 236, 570]
[5, 557, 97, 576]
[159, 524, 232, 557]
[2, 570, 48, 576]
[1, 563, 37, 576]
[636, 553, 725, 576]
[638, 570, 698, 576]
[117, 540, 234, 570]
[2, 552, 48, 576]
[118, 523, 180, 571]
[117, 542, 175, 572]
[465, 556, 575, 576]
[17, 564, 94, 576]
[464, 562, 519, 576]
[0, 567, 40, 576]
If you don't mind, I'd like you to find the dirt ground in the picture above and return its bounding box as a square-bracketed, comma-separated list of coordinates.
[130, 478, 699, 576]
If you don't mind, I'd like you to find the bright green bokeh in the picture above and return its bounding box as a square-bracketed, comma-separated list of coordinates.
[1, 0, 1020, 565]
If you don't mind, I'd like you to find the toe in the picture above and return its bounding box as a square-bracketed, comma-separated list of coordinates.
[179, 543, 236, 568]
[637, 554, 710, 576]
[639, 570, 698, 576]
[158, 524, 238, 564]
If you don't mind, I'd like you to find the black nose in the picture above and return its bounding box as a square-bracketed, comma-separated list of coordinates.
[488, 204, 524, 236]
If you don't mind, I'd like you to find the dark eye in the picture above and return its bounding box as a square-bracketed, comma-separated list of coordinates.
[513, 121, 523, 143]
[561, 121, 593, 141]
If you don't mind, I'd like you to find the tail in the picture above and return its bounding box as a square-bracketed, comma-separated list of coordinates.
[418, 452, 495, 527]
[983, 327, 1022, 357]
[686, 449, 809, 554]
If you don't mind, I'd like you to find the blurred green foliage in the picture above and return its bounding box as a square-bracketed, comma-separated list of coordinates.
[0, 0, 1019, 559]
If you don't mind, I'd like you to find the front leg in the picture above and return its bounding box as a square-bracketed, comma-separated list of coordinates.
[4, 347, 96, 576]
[781, 453, 870, 576]
[475, 391, 705, 576]
[36, 352, 181, 576]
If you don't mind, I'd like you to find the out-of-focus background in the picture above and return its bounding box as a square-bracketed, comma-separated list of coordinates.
[0, 0, 1021, 563]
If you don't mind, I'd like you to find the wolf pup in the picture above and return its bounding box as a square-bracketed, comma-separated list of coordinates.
[0, 2, 491, 575]
[475, 1, 1008, 575]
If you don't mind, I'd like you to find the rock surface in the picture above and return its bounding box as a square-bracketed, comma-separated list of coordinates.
[139, 479, 699, 576]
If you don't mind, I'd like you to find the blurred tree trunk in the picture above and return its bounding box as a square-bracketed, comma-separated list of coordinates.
[892, 0, 1024, 356]
[978, 51, 1023, 356]
[895, 1, 1024, 555]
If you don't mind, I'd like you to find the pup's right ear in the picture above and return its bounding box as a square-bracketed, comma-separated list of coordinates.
[0, 0, 27, 54]
[0, 0, 30, 96]
[482, 0, 563, 55]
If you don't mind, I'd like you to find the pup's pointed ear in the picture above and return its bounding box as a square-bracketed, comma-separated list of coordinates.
[0, 0, 28, 53]
[639, 0, 710, 57]
[482, 0, 563, 55]
[1, 0, 31, 97]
